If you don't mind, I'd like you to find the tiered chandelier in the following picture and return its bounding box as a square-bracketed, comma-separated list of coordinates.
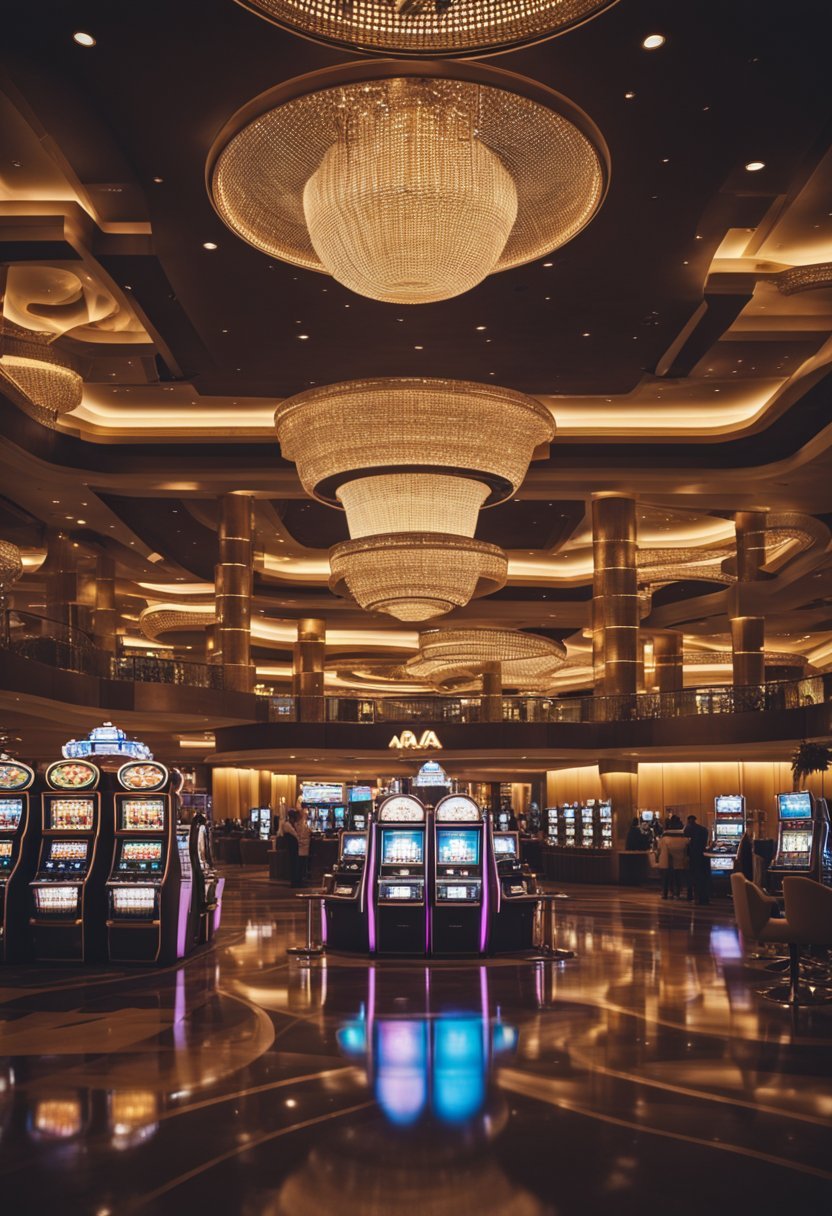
[235, 1, 618, 57]
[275, 377, 555, 620]
[209, 61, 608, 303]
[408, 627, 568, 690]
[0, 321, 83, 428]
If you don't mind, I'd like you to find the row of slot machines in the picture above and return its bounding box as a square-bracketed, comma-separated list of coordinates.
[322, 793, 539, 956]
[0, 757, 224, 965]
[544, 801, 614, 849]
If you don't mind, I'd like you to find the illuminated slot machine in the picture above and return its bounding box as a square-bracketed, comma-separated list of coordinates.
[323, 827, 371, 952]
[371, 793, 428, 956]
[561, 805, 577, 847]
[30, 760, 113, 963]
[188, 811, 224, 946]
[0, 759, 38, 963]
[769, 790, 832, 889]
[489, 830, 538, 953]
[106, 762, 187, 964]
[432, 794, 487, 956]
[579, 801, 597, 847]
[347, 784, 373, 831]
[333, 805, 346, 832]
[598, 800, 613, 848]
[544, 807, 559, 846]
[705, 794, 746, 878]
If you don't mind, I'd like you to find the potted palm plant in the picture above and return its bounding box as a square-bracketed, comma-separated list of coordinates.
[790, 740, 831, 794]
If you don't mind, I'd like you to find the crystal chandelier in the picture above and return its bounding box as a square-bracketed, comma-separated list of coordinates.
[209, 62, 608, 304]
[408, 627, 567, 689]
[235, 1, 618, 57]
[0, 322, 83, 428]
[275, 377, 555, 621]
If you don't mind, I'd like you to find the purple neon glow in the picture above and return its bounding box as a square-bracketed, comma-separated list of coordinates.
[479, 823, 489, 954]
[175, 882, 190, 958]
[213, 876, 225, 934]
[424, 827, 430, 954]
[367, 823, 377, 951]
[320, 898, 328, 945]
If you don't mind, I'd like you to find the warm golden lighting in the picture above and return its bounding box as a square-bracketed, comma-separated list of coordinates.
[209, 66, 608, 304]
[0, 325, 83, 428]
[0, 540, 24, 590]
[337, 474, 490, 538]
[410, 627, 567, 689]
[236, 0, 618, 56]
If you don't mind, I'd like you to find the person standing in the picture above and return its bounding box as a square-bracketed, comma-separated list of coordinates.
[684, 814, 710, 904]
[296, 808, 312, 884]
[656, 815, 689, 899]
[282, 809, 302, 888]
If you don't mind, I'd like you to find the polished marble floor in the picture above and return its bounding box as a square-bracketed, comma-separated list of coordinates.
[1, 875, 831, 1215]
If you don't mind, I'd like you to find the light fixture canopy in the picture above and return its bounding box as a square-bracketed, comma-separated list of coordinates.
[208, 60, 609, 304]
[234, 0, 618, 57]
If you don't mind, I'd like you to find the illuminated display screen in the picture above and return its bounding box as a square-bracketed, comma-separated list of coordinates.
[51, 841, 88, 861]
[301, 782, 344, 805]
[436, 829, 480, 865]
[781, 830, 811, 853]
[118, 762, 168, 792]
[715, 822, 744, 839]
[118, 840, 163, 872]
[48, 799, 95, 831]
[381, 829, 423, 865]
[0, 840, 13, 868]
[493, 834, 518, 858]
[715, 795, 744, 816]
[46, 761, 99, 790]
[435, 796, 480, 823]
[379, 795, 424, 822]
[778, 792, 812, 819]
[120, 799, 166, 831]
[341, 832, 367, 858]
[348, 785, 373, 803]
[0, 798, 23, 831]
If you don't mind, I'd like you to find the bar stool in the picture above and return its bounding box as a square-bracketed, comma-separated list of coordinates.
[287, 890, 326, 958]
[533, 892, 574, 960]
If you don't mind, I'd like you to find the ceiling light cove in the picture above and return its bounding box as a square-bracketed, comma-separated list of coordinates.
[208, 62, 609, 304]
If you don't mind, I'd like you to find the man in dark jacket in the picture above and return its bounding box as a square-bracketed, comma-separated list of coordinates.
[684, 815, 710, 904]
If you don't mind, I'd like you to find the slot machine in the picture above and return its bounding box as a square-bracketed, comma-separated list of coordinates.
[598, 800, 613, 849]
[30, 759, 113, 963]
[704, 794, 746, 879]
[189, 811, 224, 946]
[769, 791, 832, 890]
[431, 794, 487, 956]
[323, 826, 371, 952]
[579, 801, 597, 847]
[561, 805, 577, 847]
[0, 758, 38, 963]
[370, 793, 428, 956]
[106, 761, 189, 964]
[488, 831, 538, 953]
[544, 807, 558, 846]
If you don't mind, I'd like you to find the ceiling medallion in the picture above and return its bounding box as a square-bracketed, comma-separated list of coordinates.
[235, 1, 619, 57]
[208, 61, 609, 304]
[275, 376, 554, 621]
[0, 322, 83, 428]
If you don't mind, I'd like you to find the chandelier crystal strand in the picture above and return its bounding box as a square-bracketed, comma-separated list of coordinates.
[337, 474, 490, 538]
[0, 323, 83, 428]
[408, 626, 568, 689]
[236, 1, 619, 57]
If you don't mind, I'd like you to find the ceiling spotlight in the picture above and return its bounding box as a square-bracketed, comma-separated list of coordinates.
[641, 33, 666, 49]
[298, 333, 310, 340]
[744, 160, 765, 172]
[73, 31, 96, 47]
[202, 241, 218, 250]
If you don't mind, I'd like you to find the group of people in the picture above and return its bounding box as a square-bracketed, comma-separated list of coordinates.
[279, 807, 312, 888]
[626, 812, 711, 903]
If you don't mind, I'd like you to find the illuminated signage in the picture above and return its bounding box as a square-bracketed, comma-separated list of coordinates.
[388, 730, 443, 751]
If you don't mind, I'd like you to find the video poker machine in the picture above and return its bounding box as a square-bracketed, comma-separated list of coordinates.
[431, 794, 487, 956]
[30, 759, 113, 963]
[489, 831, 538, 954]
[106, 761, 190, 964]
[769, 790, 832, 890]
[323, 827, 371, 952]
[0, 759, 38, 963]
[371, 793, 428, 956]
[705, 794, 746, 879]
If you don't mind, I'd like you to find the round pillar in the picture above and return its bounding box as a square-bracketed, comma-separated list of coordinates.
[599, 760, 639, 849]
[92, 555, 117, 655]
[294, 618, 326, 722]
[731, 616, 765, 687]
[592, 496, 639, 696]
[216, 494, 254, 693]
[653, 631, 684, 693]
[481, 661, 502, 723]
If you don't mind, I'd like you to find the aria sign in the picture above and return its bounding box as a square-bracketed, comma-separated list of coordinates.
[388, 730, 443, 751]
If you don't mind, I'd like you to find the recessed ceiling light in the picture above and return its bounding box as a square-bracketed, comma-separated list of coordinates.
[298, 334, 310, 340]
[153, 176, 164, 184]
[542, 261, 553, 268]
[475, 325, 487, 331]
[414, 345, 424, 350]
[76, 519, 86, 526]
[744, 161, 765, 172]
[202, 241, 218, 250]
[73, 31, 96, 47]
[642, 33, 665, 49]
[624, 91, 636, 99]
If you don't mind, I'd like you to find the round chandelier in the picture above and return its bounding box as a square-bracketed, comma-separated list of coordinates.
[208, 61, 609, 304]
[234, 1, 618, 58]
[408, 627, 567, 689]
[0, 540, 23, 591]
[0, 322, 83, 428]
[275, 376, 555, 621]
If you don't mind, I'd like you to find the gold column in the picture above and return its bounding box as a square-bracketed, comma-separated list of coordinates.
[294, 618, 325, 722]
[592, 496, 639, 696]
[653, 631, 684, 693]
[481, 661, 502, 723]
[43, 530, 91, 636]
[216, 494, 254, 693]
[92, 555, 117, 654]
[735, 511, 766, 582]
[599, 760, 638, 849]
[731, 616, 765, 687]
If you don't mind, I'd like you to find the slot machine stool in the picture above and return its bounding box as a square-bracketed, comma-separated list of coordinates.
[532, 893, 575, 961]
[287, 891, 326, 959]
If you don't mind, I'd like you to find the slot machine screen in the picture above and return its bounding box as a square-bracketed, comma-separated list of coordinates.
[641, 811, 654, 822]
[437, 829, 480, 866]
[493, 835, 518, 858]
[715, 821, 744, 840]
[381, 829, 423, 866]
[0, 839, 13, 869]
[341, 832, 367, 858]
[349, 786, 373, 803]
[0, 798, 23, 830]
[118, 840, 164, 874]
[47, 798, 95, 831]
[45, 839, 89, 873]
[715, 795, 744, 816]
[778, 792, 812, 819]
[120, 799, 166, 832]
[781, 830, 811, 855]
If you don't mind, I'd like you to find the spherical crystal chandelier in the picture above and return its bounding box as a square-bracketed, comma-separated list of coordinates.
[275, 376, 555, 621]
[0, 321, 83, 428]
[408, 627, 568, 689]
[235, 1, 619, 58]
[208, 61, 609, 304]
